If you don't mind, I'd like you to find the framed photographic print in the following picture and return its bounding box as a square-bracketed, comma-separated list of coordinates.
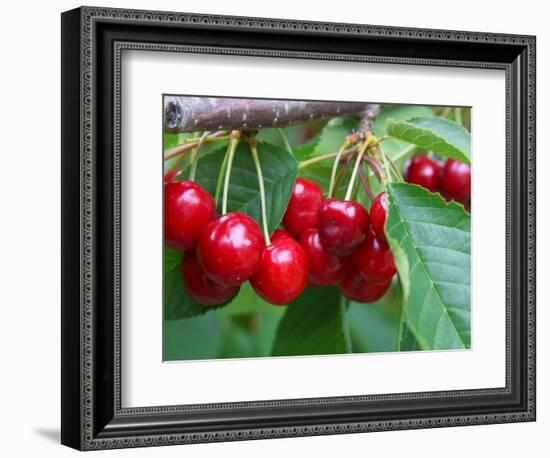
[61, 6, 536, 451]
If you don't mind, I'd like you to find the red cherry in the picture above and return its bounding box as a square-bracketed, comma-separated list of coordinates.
[182, 254, 239, 305]
[197, 213, 264, 286]
[441, 159, 471, 205]
[164, 180, 216, 252]
[353, 231, 397, 283]
[250, 238, 307, 305]
[340, 271, 392, 303]
[370, 192, 388, 240]
[404, 155, 442, 192]
[317, 199, 369, 256]
[250, 237, 307, 305]
[271, 229, 294, 244]
[282, 178, 323, 238]
[299, 228, 349, 286]
[164, 168, 181, 183]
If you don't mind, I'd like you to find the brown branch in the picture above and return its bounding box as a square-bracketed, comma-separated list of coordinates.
[357, 104, 383, 136]
[165, 96, 379, 133]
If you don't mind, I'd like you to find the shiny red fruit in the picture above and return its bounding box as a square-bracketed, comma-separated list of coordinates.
[271, 229, 294, 244]
[353, 231, 397, 283]
[250, 238, 308, 305]
[282, 178, 323, 238]
[197, 213, 264, 286]
[404, 155, 442, 192]
[317, 199, 370, 256]
[182, 254, 239, 306]
[441, 159, 471, 205]
[370, 192, 388, 240]
[340, 271, 392, 303]
[164, 180, 216, 252]
[299, 228, 349, 286]
[164, 168, 182, 183]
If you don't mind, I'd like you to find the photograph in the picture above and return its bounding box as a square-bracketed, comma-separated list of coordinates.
[163, 96, 472, 361]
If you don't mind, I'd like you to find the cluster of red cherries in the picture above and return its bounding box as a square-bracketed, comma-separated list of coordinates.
[165, 151, 470, 307]
[165, 172, 397, 306]
[404, 155, 471, 209]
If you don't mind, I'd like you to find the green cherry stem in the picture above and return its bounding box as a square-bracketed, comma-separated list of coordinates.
[454, 107, 463, 125]
[164, 131, 230, 161]
[214, 149, 229, 206]
[386, 155, 404, 182]
[328, 140, 350, 198]
[363, 155, 387, 190]
[249, 138, 271, 246]
[358, 162, 376, 201]
[220, 131, 240, 214]
[344, 141, 369, 201]
[277, 128, 293, 154]
[297, 145, 357, 169]
[189, 131, 209, 181]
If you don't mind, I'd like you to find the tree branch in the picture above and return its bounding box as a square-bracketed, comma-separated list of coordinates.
[357, 104, 383, 135]
[164, 96, 379, 132]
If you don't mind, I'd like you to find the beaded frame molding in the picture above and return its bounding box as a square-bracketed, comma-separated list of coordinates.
[61, 6, 536, 451]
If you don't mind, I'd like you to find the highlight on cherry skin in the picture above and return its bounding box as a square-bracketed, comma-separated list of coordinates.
[404, 154, 471, 211]
[282, 177, 323, 238]
[164, 179, 216, 252]
[442, 158, 471, 205]
[196, 212, 265, 287]
[317, 198, 370, 257]
[403, 154, 442, 192]
[250, 236, 308, 305]
[370, 192, 388, 241]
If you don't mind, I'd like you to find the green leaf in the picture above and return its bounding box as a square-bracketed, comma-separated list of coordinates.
[313, 117, 357, 157]
[271, 287, 350, 356]
[348, 281, 402, 353]
[163, 313, 223, 361]
[386, 117, 471, 164]
[164, 133, 188, 150]
[292, 117, 357, 162]
[164, 250, 235, 320]
[189, 141, 298, 234]
[218, 312, 282, 358]
[164, 245, 183, 272]
[399, 322, 421, 352]
[372, 105, 435, 138]
[385, 183, 471, 350]
[292, 141, 318, 161]
[372, 106, 435, 167]
[220, 282, 286, 317]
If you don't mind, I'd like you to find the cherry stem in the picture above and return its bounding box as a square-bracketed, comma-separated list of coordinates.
[164, 131, 229, 161]
[358, 162, 376, 201]
[363, 155, 387, 187]
[298, 145, 357, 169]
[344, 141, 369, 201]
[328, 140, 350, 198]
[277, 128, 293, 154]
[454, 107, 463, 125]
[333, 163, 349, 197]
[386, 155, 404, 182]
[189, 131, 209, 181]
[249, 138, 271, 246]
[214, 146, 229, 206]
[221, 131, 240, 214]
